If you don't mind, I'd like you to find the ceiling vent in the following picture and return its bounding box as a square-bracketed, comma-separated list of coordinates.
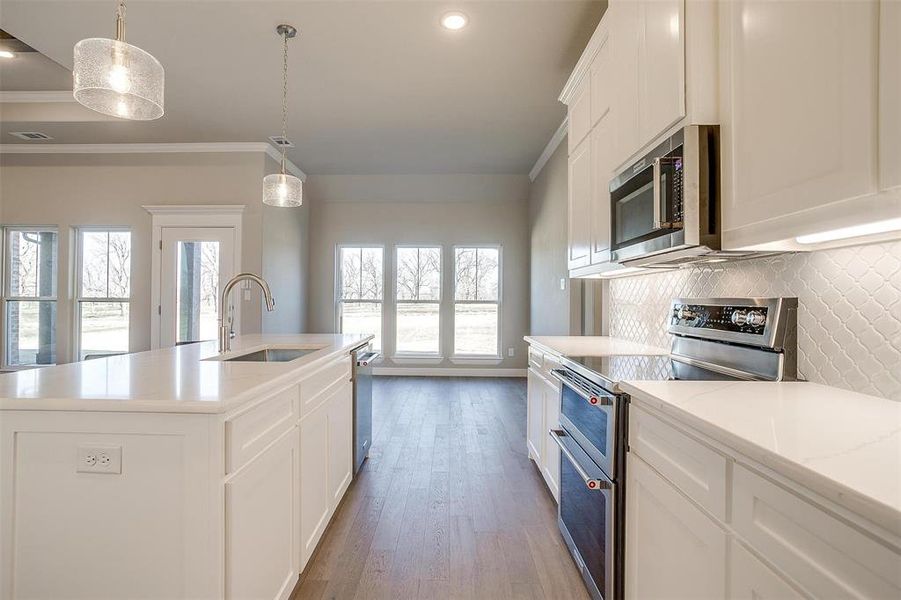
[268, 135, 294, 148]
[9, 131, 53, 141]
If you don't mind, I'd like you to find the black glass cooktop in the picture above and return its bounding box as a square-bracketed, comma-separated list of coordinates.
[564, 354, 741, 385]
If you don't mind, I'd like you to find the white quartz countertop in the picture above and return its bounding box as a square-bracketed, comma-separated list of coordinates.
[0, 333, 372, 414]
[524, 335, 669, 357]
[621, 380, 901, 536]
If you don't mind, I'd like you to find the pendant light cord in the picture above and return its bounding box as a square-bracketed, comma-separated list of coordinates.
[115, 0, 126, 42]
[281, 30, 289, 175]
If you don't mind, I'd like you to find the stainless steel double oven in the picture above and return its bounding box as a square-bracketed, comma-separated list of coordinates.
[549, 364, 624, 600]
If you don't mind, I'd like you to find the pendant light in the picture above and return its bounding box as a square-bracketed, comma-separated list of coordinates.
[263, 24, 303, 208]
[73, 0, 164, 120]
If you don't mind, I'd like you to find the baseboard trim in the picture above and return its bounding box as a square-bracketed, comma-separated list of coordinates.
[373, 367, 526, 378]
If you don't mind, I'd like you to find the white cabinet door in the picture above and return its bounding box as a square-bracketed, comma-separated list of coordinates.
[568, 137, 592, 270]
[327, 381, 353, 509]
[730, 540, 806, 600]
[590, 112, 616, 265]
[589, 24, 613, 129]
[526, 368, 544, 464]
[638, 0, 686, 145]
[720, 0, 879, 247]
[880, 0, 901, 192]
[568, 77, 592, 154]
[299, 400, 330, 568]
[625, 454, 727, 600]
[225, 428, 299, 600]
[610, 0, 643, 167]
[540, 374, 561, 502]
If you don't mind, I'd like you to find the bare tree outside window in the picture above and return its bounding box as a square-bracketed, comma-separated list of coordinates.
[338, 247, 383, 350]
[396, 247, 441, 354]
[4, 229, 58, 366]
[454, 247, 500, 356]
[77, 230, 131, 360]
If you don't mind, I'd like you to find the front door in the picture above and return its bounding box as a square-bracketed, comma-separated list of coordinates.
[159, 227, 235, 347]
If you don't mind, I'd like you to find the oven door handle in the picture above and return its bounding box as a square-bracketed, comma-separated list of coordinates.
[550, 369, 614, 407]
[549, 429, 610, 491]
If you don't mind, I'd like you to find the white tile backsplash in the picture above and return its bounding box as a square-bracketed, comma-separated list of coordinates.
[607, 241, 901, 400]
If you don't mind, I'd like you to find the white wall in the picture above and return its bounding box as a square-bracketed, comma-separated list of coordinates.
[528, 134, 582, 336]
[0, 151, 308, 362]
[307, 174, 531, 371]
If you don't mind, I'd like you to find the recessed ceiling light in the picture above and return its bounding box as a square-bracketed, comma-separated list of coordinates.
[441, 11, 468, 30]
[0, 50, 15, 59]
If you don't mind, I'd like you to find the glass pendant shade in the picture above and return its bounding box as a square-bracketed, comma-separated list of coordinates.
[73, 38, 164, 120]
[263, 173, 303, 207]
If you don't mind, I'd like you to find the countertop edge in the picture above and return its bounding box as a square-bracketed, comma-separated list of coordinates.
[621, 381, 901, 542]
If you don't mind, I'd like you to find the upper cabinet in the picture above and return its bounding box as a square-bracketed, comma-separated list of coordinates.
[720, 0, 901, 250]
[568, 136, 593, 270]
[637, 0, 686, 146]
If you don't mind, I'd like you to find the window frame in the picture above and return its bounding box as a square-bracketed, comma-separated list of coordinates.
[393, 244, 443, 358]
[452, 244, 503, 359]
[74, 227, 132, 361]
[334, 244, 385, 352]
[1, 226, 60, 369]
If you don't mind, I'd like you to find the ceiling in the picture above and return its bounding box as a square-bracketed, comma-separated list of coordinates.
[0, 1, 602, 175]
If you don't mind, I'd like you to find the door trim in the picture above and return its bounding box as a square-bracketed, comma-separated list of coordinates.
[146, 205, 244, 349]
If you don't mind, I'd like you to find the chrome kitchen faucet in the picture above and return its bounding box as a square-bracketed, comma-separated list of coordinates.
[218, 273, 276, 353]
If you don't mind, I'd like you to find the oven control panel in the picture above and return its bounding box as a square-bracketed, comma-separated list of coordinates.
[670, 302, 769, 336]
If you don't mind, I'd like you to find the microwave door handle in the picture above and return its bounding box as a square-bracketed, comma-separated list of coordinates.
[652, 157, 663, 229]
[550, 369, 614, 407]
[549, 429, 610, 490]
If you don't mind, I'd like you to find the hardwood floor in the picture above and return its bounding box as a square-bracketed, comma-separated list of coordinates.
[293, 376, 590, 600]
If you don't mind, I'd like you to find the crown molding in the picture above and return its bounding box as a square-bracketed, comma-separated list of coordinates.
[529, 117, 568, 182]
[558, 15, 609, 105]
[0, 91, 74, 103]
[0, 141, 307, 181]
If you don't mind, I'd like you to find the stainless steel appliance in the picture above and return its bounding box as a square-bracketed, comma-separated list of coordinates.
[352, 343, 379, 476]
[549, 297, 798, 600]
[609, 126, 766, 268]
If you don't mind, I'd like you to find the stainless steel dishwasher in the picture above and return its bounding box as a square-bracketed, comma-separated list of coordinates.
[352, 343, 379, 475]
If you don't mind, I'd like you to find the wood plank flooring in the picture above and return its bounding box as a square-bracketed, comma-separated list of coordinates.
[293, 376, 590, 600]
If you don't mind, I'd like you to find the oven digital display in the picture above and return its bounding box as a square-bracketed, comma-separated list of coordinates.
[671, 304, 768, 335]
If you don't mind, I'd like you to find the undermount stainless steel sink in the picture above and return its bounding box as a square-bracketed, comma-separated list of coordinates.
[221, 347, 322, 363]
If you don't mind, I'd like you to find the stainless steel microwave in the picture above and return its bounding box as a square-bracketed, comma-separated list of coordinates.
[609, 125, 740, 267]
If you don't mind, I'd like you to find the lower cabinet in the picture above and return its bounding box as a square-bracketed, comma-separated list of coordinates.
[730, 540, 805, 600]
[225, 427, 300, 600]
[526, 356, 561, 503]
[300, 380, 354, 569]
[625, 454, 727, 599]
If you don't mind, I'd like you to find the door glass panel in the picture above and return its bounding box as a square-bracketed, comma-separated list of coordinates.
[176, 241, 220, 343]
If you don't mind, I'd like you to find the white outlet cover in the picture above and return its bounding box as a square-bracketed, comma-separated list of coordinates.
[77, 445, 122, 474]
[560, 278, 566, 291]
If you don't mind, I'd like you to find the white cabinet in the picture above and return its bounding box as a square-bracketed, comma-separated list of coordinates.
[526, 368, 544, 464]
[540, 373, 561, 500]
[589, 111, 616, 266]
[567, 138, 592, 270]
[327, 381, 353, 507]
[568, 77, 592, 155]
[730, 541, 805, 600]
[880, 0, 901, 192]
[526, 349, 562, 503]
[225, 428, 300, 600]
[719, 0, 885, 249]
[637, 0, 686, 146]
[299, 397, 330, 568]
[625, 454, 728, 600]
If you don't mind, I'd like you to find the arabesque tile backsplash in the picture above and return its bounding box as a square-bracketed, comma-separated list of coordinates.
[607, 240, 901, 400]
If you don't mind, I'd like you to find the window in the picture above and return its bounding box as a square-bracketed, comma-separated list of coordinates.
[77, 230, 131, 360]
[337, 246, 384, 351]
[3, 228, 58, 366]
[454, 246, 500, 356]
[395, 246, 441, 354]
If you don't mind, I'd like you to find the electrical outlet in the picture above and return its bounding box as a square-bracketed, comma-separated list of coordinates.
[507, 347, 515, 357]
[77, 445, 122, 474]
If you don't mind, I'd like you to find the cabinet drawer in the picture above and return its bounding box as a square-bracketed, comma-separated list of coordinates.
[528, 347, 543, 370]
[226, 385, 299, 474]
[629, 405, 728, 521]
[732, 464, 901, 599]
[299, 355, 352, 417]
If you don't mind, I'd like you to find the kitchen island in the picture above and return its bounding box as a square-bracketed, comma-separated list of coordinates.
[0, 333, 372, 600]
